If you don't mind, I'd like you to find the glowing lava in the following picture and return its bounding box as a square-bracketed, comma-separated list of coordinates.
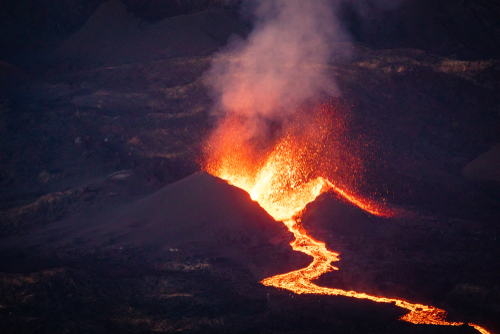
[203, 110, 491, 334]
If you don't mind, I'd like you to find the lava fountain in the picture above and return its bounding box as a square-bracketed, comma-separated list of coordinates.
[202, 106, 491, 334]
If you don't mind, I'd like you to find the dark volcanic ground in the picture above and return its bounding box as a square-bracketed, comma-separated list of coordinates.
[1, 1, 500, 333]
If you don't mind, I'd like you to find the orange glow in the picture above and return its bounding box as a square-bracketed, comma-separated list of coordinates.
[202, 107, 490, 334]
[470, 323, 493, 334]
[261, 217, 463, 327]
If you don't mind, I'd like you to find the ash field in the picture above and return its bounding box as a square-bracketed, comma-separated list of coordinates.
[1, 1, 500, 333]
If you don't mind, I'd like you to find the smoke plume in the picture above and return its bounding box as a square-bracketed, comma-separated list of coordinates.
[203, 0, 407, 138]
[204, 0, 349, 132]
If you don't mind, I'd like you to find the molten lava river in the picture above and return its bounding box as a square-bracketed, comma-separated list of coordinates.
[203, 112, 491, 334]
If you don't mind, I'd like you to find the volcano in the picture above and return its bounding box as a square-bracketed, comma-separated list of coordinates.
[1, 0, 499, 333]
[0, 172, 309, 280]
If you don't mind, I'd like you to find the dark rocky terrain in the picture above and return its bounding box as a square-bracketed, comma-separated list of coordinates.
[1, 0, 499, 333]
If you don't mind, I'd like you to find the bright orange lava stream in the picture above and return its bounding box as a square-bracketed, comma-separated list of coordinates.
[203, 114, 491, 334]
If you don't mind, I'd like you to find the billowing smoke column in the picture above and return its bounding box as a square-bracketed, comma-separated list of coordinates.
[203, 0, 409, 137]
[204, 0, 349, 136]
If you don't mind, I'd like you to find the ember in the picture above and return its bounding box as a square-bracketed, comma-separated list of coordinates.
[203, 106, 491, 334]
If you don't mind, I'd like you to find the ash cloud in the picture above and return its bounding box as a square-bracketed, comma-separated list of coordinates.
[203, 0, 406, 136]
[204, 0, 348, 124]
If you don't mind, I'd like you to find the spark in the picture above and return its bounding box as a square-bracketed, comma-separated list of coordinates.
[203, 108, 491, 334]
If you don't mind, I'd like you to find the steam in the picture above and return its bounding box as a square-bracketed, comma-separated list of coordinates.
[204, 0, 348, 129]
[203, 0, 406, 138]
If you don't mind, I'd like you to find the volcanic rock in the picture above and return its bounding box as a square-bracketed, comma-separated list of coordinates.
[463, 143, 500, 184]
[53, 0, 245, 66]
[340, 0, 500, 60]
[1, 1, 499, 332]
[301, 192, 383, 241]
[2, 172, 306, 280]
[95, 172, 289, 256]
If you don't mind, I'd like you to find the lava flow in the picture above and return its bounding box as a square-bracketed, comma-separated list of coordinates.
[202, 109, 491, 334]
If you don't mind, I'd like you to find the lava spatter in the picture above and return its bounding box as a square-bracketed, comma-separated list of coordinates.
[202, 108, 491, 334]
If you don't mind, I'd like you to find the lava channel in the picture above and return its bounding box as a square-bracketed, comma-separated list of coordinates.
[203, 114, 491, 334]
